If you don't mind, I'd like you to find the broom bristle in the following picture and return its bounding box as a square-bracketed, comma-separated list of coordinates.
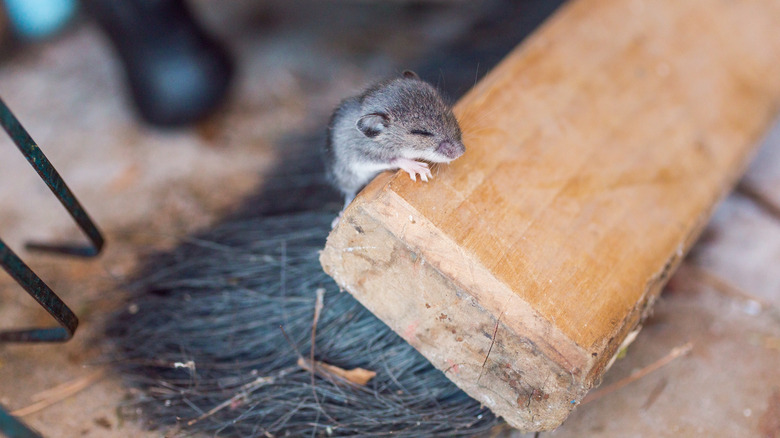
[107, 211, 500, 437]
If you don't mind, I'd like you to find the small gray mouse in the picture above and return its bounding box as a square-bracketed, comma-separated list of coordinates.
[325, 71, 465, 216]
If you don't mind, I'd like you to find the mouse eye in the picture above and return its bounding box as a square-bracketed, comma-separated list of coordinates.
[410, 129, 434, 137]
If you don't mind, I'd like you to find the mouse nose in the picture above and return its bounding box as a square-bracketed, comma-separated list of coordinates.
[437, 141, 465, 160]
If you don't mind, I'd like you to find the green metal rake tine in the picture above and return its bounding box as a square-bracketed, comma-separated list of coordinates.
[0, 97, 104, 343]
[0, 97, 103, 256]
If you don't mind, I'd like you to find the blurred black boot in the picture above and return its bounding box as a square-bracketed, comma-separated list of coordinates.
[87, 0, 234, 126]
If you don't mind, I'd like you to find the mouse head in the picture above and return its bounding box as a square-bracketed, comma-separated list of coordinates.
[356, 71, 465, 163]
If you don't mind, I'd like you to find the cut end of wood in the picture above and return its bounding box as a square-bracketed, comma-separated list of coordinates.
[321, 174, 591, 429]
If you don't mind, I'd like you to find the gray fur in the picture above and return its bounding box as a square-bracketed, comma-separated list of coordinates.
[325, 72, 465, 206]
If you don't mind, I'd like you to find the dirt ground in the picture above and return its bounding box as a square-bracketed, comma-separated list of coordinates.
[0, 2, 778, 437]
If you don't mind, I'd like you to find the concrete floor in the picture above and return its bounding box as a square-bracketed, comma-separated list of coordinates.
[0, 2, 778, 437]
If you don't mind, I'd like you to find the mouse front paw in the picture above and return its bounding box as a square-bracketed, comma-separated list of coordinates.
[395, 158, 433, 182]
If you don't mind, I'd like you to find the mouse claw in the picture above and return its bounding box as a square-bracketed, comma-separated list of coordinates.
[397, 158, 432, 183]
[418, 163, 432, 182]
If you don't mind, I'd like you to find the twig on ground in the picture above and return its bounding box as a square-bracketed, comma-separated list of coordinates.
[12, 369, 106, 417]
[737, 181, 780, 222]
[686, 264, 771, 309]
[582, 342, 693, 405]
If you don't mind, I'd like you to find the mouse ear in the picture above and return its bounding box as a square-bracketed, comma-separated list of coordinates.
[356, 112, 389, 138]
[402, 70, 420, 80]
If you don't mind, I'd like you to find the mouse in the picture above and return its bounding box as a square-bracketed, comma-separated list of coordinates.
[325, 70, 465, 223]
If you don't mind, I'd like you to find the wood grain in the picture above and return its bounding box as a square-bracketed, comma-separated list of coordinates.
[321, 0, 780, 430]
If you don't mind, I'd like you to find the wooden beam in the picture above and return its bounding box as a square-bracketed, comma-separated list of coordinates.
[320, 0, 780, 430]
